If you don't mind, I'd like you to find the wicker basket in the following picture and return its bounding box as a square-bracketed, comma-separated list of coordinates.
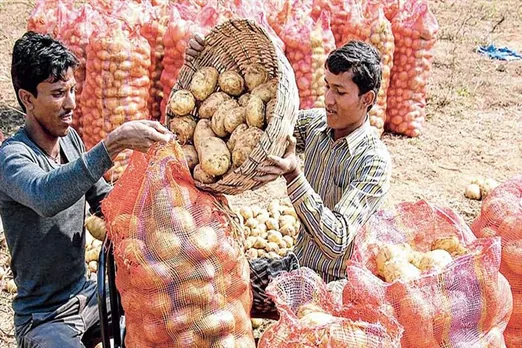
[166, 19, 299, 195]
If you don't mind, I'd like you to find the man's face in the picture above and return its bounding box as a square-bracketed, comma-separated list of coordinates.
[26, 67, 76, 138]
[324, 68, 372, 137]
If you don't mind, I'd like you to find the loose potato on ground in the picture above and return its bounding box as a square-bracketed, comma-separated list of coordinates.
[198, 92, 231, 119]
[189, 66, 219, 101]
[169, 89, 196, 116]
[170, 116, 197, 144]
[244, 63, 269, 91]
[218, 70, 245, 96]
[238, 93, 250, 106]
[246, 95, 265, 128]
[251, 79, 277, 102]
[198, 137, 231, 176]
[211, 99, 239, 137]
[193, 164, 217, 184]
[227, 124, 248, 151]
[193, 119, 216, 149]
[224, 106, 246, 134]
[181, 144, 199, 170]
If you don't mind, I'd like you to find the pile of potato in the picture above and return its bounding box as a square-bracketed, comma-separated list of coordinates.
[234, 199, 300, 259]
[374, 236, 469, 283]
[168, 64, 278, 184]
[464, 176, 499, 201]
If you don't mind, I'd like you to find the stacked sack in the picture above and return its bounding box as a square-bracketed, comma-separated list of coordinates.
[386, 0, 439, 137]
[81, 25, 151, 182]
[472, 175, 522, 347]
[344, 200, 512, 347]
[102, 141, 255, 347]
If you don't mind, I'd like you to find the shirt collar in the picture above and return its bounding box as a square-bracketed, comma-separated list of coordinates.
[323, 116, 371, 154]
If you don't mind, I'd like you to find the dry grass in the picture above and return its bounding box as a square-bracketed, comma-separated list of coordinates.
[1, 0, 522, 347]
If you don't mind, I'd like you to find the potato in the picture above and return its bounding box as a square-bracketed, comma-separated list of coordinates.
[244, 63, 269, 91]
[257, 249, 267, 258]
[296, 303, 328, 319]
[246, 95, 265, 128]
[267, 230, 283, 244]
[267, 251, 280, 259]
[224, 106, 246, 134]
[238, 93, 250, 106]
[256, 212, 270, 225]
[245, 249, 258, 259]
[418, 249, 453, 272]
[245, 217, 258, 229]
[193, 119, 217, 149]
[227, 124, 248, 151]
[181, 144, 199, 170]
[265, 218, 279, 231]
[375, 243, 413, 275]
[234, 126, 264, 150]
[193, 164, 217, 184]
[211, 99, 239, 137]
[148, 228, 182, 260]
[382, 259, 421, 282]
[464, 184, 481, 200]
[281, 206, 298, 218]
[251, 79, 277, 102]
[198, 92, 231, 119]
[85, 215, 106, 241]
[252, 224, 267, 236]
[240, 206, 253, 220]
[218, 70, 244, 96]
[188, 226, 218, 260]
[169, 89, 196, 116]
[266, 99, 277, 124]
[170, 116, 196, 144]
[253, 236, 267, 249]
[283, 235, 294, 248]
[189, 66, 219, 101]
[245, 236, 257, 249]
[266, 242, 279, 253]
[279, 215, 297, 228]
[198, 137, 231, 176]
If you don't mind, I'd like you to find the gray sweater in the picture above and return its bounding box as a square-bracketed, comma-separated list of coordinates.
[0, 127, 113, 326]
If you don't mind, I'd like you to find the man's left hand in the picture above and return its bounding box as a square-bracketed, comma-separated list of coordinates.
[254, 135, 300, 183]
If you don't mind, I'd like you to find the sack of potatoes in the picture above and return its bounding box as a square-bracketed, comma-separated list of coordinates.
[166, 19, 299, 195]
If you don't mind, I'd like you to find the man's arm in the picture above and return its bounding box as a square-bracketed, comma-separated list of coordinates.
[287, 156, 391, 259]
[0, 142, 113, 217]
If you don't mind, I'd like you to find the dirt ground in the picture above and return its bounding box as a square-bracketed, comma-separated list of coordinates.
[0, 0, 521, 346]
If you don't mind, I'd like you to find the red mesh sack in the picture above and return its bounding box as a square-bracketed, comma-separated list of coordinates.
[278, 5, 335, 109]
[27, 0, 72, 37]
[257, 267, 403, 347]
[58, 5, 105, 139]
[142, 3, 170, 121]
[471, 175, 522, 346]
[160, 3, 219, 123]
[81, 24, 151, 182]
[102, 141, 255, 348]
[386, 0, 439, 137]
[346, 200, 512, 347]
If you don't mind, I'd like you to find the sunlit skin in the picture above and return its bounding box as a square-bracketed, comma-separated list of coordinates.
[18, 67, 76, 159]
[255, 68, 375, 183]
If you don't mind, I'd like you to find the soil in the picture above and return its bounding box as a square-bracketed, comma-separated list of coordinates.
[1, 0, 521, 347]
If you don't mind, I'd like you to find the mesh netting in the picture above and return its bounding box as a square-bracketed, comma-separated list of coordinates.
[102, 141, 255, 348]
[346, 200, 512, 347]
[257, 267, 403, 347]
[471, 175, 522, 347]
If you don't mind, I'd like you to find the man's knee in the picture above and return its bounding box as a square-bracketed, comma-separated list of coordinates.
[18, 321, 84, 348]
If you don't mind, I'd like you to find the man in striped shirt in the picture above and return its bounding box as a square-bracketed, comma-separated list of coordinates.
[186, 37, 391, 316]
[254, 41, 392, 284]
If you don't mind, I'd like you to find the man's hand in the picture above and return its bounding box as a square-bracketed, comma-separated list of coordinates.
[185, 34, 205, 62]
[104, 120, 172, 159]
[254, 135, 300, 183]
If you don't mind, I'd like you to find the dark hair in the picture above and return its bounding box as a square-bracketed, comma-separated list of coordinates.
[11, 31, 79, 112]
[325, 40, 382, 112]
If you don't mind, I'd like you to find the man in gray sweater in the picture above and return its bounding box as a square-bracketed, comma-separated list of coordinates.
[0, 32, 171, 347]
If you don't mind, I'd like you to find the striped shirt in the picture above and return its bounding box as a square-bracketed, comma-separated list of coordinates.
[288, 108, 392, 282]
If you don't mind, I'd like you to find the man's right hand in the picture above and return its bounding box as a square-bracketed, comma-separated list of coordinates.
[185, 34, 205, 62]
[104, 120, 172, 159]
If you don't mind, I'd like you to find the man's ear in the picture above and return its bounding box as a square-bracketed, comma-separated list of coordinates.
[362, 90, 376, 108]
[18, 89, 35, 112]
